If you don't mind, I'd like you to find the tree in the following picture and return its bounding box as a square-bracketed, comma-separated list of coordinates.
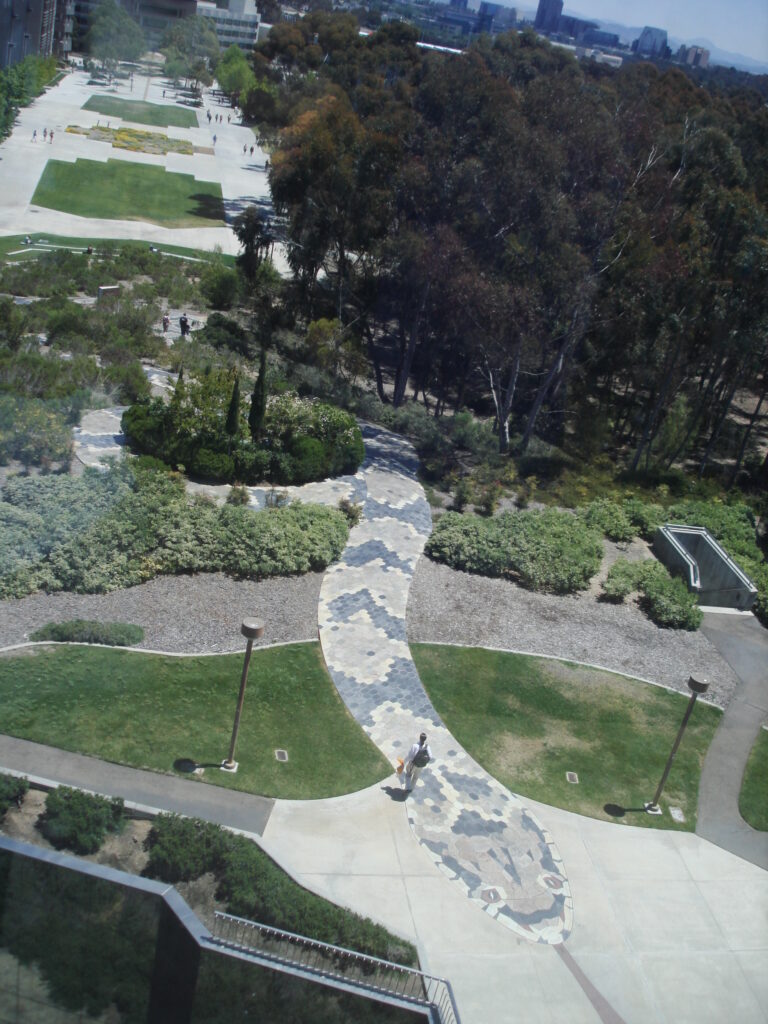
[248, 348, 267, 443]
[225, 373, 241, 445]
[87, 0, 145, 68]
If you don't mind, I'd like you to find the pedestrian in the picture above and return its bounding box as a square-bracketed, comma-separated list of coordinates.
[179, 314, 190, 337]
[227, 114, 230, 124]
[32, 129, 37, 141]
[162, 313, 170, 333]
[213, 134, 217, 145]
[265, 158, 269, 170]
[401, 733, 433, 792]
[49, 130, 54, 143]
[207, 110, 211, 123]
[250, 145, 254, 156]
[163, 88, 166, 98]
[43, 128, 47, 140]
[243, 144, 247, 155]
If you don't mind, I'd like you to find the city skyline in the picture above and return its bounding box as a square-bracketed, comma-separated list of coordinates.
[563, 0, 768, 65]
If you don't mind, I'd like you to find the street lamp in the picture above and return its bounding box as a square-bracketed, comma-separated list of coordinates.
[221, 618, 265, 772]
[645, 675, 709, 814]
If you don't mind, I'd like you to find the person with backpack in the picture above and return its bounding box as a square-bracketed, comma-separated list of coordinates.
[403, 732, 433, 792]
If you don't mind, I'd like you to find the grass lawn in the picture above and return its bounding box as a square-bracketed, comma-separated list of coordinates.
[739, 727, 768, 830]
[0, 234, 235, 264]
[83, 95, 198, 129]
[411, 644, 721, 831]
[0, 643, 390, 799]
[31, 159, 225, 228]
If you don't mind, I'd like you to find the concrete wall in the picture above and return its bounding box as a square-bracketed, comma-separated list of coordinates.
[653, 526, 757, 611]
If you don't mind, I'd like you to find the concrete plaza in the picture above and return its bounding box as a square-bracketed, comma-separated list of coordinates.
[0, 64, 282, 262]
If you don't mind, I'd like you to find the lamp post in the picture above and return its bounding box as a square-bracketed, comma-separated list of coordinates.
[645, 675, 709, 814]
[221, 618, 264, 772]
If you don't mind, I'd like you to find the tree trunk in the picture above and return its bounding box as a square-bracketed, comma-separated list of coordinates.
[728, 378, 767, 487]
[392, 282, 430, 408]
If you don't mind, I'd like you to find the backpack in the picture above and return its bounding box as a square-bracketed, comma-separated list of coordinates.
[412, 745, 430, 768]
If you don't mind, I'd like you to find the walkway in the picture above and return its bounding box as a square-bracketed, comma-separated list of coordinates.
[318, 424, 572, 944]
[698, 611, 768, 868]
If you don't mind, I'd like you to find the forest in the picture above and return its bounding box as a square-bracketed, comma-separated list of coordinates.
[220, 18, 768, 493]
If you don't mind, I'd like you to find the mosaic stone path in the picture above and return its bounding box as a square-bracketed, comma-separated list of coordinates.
[318, 424, 573, 944]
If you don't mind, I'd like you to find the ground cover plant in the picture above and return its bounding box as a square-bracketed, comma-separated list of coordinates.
[0, 464, 348, 598]
[425, 509, 603, 594]
[0, 644, 391, 799]
[739, 728, 768, 831]
[0, 234, 233, 267]
[32, 159, 225, 228]
[144, 814, 418, 966]
[411, 645, 720, 830]
[66, 123, 195, 155]
[30, 620, 145, 646]
[82, 94, 198, 128]
[39, 786, 125, 854]
[122, 377, 365, 485]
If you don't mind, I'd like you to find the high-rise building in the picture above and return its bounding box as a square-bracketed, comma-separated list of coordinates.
[197, 0, 260, 50]
[634, 25, 668, 57]
[1, 0, 58, 67]
[534, 0, 562, 34]
[677, 44, 709, 68]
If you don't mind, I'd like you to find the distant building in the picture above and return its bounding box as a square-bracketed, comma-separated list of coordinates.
[533, 0, 561, 34]
[633, 25, 668, 58]
[477, 2, 516, 34]
[556, 14, 597, 40]
[135, 0, 196, 50]
[582, 27, 619, 48]
[197, 0, 260, 50]
[677, 44, 709, 68]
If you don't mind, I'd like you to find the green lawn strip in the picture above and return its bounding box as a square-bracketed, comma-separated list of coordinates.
[0, 233, 234, 264]
[0, 643, 390, 799]
[739, 727, 768, 831]
[83, 95, 198, 129]
[31, 159, 225, 228]
[411, 644, 721, 831]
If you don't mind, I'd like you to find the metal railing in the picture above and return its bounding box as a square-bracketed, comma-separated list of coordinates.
[209, 911, 460, 1024]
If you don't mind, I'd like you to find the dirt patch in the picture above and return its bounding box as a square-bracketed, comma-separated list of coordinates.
[495, 727, 591, 778]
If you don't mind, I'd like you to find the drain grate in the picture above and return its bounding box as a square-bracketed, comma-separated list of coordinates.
[274, 749, 289, 762]
[566, 771, 579, 784]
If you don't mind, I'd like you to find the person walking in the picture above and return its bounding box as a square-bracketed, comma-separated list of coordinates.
[32, 129, 37, 141]
[212, 133, 217, 146]
[49, 130, 54, 144]
[243, 144, 247, 155]
[402, 732, 433, 792]
[162, 313, 170, 333]
[250, 145, 254, 156]
[43, 128, 47, 141]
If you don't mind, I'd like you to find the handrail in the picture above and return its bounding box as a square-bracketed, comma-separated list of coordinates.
[209, 911, 460, 1024]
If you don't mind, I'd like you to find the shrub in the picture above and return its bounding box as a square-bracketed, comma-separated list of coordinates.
[338, 496, 362, 527]
[426, 510, 602, 593]
[640, 564, 703, 630]
[602, 558, 702, 629]
[40, 787, 125, 855]
[200, 263, 241, 310]
[579, 498, 635, 542]
[289, 435, 327, 484]
[190, 448, 236, 483]
[144, 814, 229, 882]
[30, 620, 145, 646]
[0, 773, 29, 818]
[621, 498, 665, 538]
[226, 484, 251, 506]
[601, 559, 644, 602]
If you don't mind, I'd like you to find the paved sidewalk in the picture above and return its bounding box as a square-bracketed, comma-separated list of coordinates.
[318, 424, 572, 944]
[698, 612, 768, 868]
[0, 734, 273, 835]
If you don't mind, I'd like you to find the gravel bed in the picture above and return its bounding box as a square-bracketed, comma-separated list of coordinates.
[0, 573, 323, 654]
[406, 559, 741, 709]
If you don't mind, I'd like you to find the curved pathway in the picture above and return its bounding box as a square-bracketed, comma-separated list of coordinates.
[318, 424, 572, 944]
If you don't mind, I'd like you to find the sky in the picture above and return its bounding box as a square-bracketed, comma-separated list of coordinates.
[563, 0, 768, 64]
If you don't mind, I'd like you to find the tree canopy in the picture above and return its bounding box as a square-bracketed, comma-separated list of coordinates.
[87, 0, 145, 66]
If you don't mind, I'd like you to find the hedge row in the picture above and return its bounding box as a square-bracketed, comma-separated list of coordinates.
[0, 466, 348, 598]
[425, 509, 603, 594]
[30, 620, 145, 646]
[144, 815, 417, 966]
